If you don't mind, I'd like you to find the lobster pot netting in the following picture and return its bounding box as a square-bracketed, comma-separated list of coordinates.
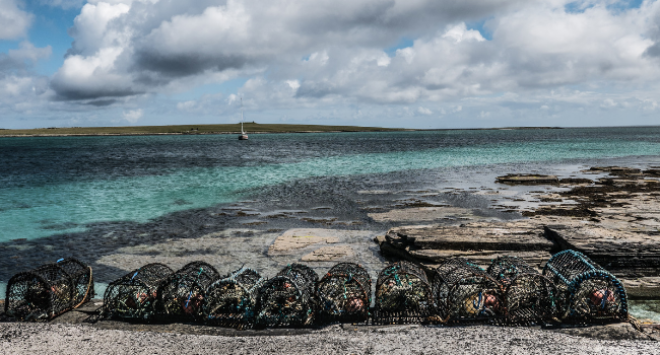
[374, 261, 434, 325]
[487, 256, 558, 325]
[256, 264, 318, 328]
[54, 258, 94, 308]
[103, 263, 173, 321]
[432, 258, 503, 324]
[156, 261, 222, 321]
[4, 258, 94, 321]
[543, 250, 628, 324]
[204, 268, 264, 329]
[317, 263, 372, 324]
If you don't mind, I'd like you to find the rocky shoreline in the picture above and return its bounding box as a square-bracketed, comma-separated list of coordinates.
[377, 166, 660, 301]
[3, 162, 660, 352]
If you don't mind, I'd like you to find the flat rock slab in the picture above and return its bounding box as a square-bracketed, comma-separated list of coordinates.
[98, 228, 386, 284]
[622, 277, 660, 299]
[544, 225, 660, 275]
[496, 174, 559, 185]
[268, 229, 341, 254]
[378, 220, 556, 269]
[387, 222, 553, 251]
[589, 166, 642, 175]
[97, 229, 284, 274]
[406, 249, 552, 269]
[300, 245, 355, 262]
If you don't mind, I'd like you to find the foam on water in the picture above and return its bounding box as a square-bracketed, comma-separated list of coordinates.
[2, 130, 660, 241]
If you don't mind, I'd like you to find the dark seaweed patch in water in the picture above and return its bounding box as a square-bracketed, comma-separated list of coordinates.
[0, 166, 512, 283]
[40, 222, 79, 231]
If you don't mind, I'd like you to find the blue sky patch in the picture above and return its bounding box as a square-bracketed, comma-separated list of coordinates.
[565, 0, 644, 14]
[467, 19, 493, 41]
[384, 37, 415, 57]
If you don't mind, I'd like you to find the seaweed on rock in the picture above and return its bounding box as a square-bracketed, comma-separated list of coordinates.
[103, 263, 173, 321]
[432, 258, 504, 324]
[374, 261, 434, 325]
[204, 267, 264, 329]
[543, 250, 628, 324]
[487, 256, 558, 325]
[156, 261, 222, 322]
[317, 262, 371, 324]
[4, 258, 94, 321]
[256, 263, 318, 328]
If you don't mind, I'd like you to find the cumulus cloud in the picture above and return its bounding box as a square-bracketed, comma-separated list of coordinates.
[0, 40, 53, 119]
[0, 75, 51, 119]
[35, 0, 660, 128]
[0, 0, 33, 40]
[122, 108, 143, 122]
[50, 0, 526, 102]
[418, 107, 433, 115]
[643, 0, 660, 57]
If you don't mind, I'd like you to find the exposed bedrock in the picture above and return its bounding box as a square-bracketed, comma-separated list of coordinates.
[543, 225, 660, 277]
[376, 219, 660, 300]
[376, 220, 554, 273]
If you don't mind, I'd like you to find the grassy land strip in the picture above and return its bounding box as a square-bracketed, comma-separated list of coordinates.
[0, 123, 405, 136]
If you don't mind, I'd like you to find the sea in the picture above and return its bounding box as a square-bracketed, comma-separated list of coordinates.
[1, 126, 660, 320]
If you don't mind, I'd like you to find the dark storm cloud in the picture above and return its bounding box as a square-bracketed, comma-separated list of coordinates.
[133, 51, 248, 78]
[85, 98, 119, 106]
[50, 80, 139, 101]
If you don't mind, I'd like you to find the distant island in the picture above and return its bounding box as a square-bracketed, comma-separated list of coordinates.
[0, 123, 562, 137]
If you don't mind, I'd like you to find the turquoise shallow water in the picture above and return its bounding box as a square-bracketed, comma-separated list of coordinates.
[2, 129, 660, 242]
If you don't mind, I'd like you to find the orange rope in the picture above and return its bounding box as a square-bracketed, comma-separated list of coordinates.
[73, 266, 93, 309]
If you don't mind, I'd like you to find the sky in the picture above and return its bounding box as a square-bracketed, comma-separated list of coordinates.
[1, 0, 660, 129]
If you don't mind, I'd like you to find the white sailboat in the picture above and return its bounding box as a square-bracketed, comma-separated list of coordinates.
[238, 97, 248, 140]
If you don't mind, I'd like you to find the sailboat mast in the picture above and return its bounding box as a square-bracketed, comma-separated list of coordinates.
[241, 97, 245, 134]
[237, 96, 248, 140]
